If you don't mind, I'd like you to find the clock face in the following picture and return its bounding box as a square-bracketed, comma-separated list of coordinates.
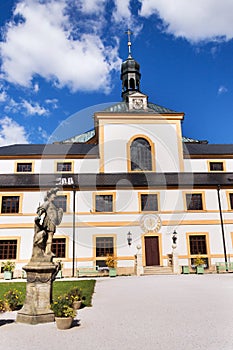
[140, 214, 162, 232]
[133, 98, 143, 110]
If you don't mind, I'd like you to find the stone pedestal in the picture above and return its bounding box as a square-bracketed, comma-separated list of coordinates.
[16, 261, 58, 324]
[136, 245, 143, 276]
[172, 247, 180, 274]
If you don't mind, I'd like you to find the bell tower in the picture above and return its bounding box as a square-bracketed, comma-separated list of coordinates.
[121, 29, 141, 102]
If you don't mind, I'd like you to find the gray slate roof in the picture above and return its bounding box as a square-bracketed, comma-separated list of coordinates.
[1, 139, 233, 158]
[1, 142, 233, 157]
[103, 102, 178, 114]
[184, 143, 233, 155]
[0, 143, 99, 156]
[62, 129, 96, 143]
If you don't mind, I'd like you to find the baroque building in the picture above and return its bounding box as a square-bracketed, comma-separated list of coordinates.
[1, 38, 233, 277]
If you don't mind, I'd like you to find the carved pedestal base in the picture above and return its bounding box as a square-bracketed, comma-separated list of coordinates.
[136, 246, 143, 276]
[172, 248, 180, 274]
[17, 261, 58, 325]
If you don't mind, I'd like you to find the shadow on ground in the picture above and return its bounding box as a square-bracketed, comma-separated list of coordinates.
[0, 319, 15, 326]
[71, 319, 81, 328]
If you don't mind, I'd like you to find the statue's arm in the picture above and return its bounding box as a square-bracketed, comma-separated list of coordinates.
[37, 201, 49, 217]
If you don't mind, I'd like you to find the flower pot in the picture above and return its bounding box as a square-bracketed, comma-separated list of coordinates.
[73, 300, 82, 310]
[182, 266, 190, 274]
[55, 317, 73, 330]
[109, 268, 117, 277]
[196, 266, 204, 274]
[4, 271, 13, 280]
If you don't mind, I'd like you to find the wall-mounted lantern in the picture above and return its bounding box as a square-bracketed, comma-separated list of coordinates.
[127, 231, 132, 246]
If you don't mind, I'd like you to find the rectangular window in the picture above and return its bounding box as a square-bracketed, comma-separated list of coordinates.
[209, 162, 224, 171]
[54, 195, 67, 212]
[0, 239, 17, 260]
[95, 195, 113, 212]
[56, 162, 72, 172]
[229, 193, 233, 210]
[96, 237, 114, 268]
[1, 196, 20, 214]
[52, 238, 66, 258]
[189, 235, 207, 255]
[186, 194, 203, 210]
[141, 194, 158, 211]
[189, 235, 208, 267]
[96, 237, 113, 257]
[17, 163, 32, 172]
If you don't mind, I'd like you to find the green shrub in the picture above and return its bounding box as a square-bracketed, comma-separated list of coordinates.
[67, 287, 86, 302]
[1, 261, 15, 272]
[105, 255, 116, 268]
[0, 299, 6, 313]
[4, 289, 22, 311]
[51, 294, 76, 318]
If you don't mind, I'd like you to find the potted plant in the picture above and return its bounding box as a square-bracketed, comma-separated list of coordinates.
[0, 299, 6, 313]
[67, 287, 86, 310]
[1, 261, 15, 280]
[194, 256, 205, 274]
[51, 294, 76, 330]
[4, 289, 22, 311]
[105, 255, 117, 277]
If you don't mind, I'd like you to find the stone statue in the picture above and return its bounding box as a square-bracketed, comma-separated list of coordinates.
[17, 187, 64, 324]
[31, 187, 63, 260]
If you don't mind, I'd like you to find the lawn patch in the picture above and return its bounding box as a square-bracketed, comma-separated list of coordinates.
[0, 280, 96, 308]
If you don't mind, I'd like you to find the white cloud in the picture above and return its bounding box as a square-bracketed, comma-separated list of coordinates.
[78, 0, 106, 14]
[218, 85, 228, 95]
[45, 98, 59, 109]
[4, 96, 49, 116]
[112, 1, 143, 38]
[0, 0, 121, 92]
[139, 0, 233, 42]
[112, 0, 131, 23]
[38, 126, 49, 142]
[0, 116, 29, 145]
[0, 84, 8, 102]
[4, 98, 19, 113]
[21, 99, 49, 116]
[34, 83, 39, 92]
[0, 91, 7, 102]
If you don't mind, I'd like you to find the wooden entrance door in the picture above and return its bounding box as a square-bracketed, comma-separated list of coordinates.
[145, 236, 160, 266]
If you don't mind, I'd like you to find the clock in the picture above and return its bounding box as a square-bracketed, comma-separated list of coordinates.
[133, 98, 143, 110]
[140, 214, 162, 233]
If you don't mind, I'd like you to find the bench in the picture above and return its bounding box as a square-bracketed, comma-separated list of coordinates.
[216, 262, 233, 273]
[77, 266, 99, 277]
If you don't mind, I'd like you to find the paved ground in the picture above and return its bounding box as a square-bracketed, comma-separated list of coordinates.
[1, 274, 233, 350]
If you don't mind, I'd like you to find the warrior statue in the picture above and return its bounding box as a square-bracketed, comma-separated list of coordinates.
[31, 187, 63, 260]
[17, 188, 64, 324]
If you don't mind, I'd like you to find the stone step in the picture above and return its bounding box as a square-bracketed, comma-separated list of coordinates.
[143, 266, 173, 275]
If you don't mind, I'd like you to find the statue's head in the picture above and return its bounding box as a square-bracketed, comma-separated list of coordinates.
[45, 187, 59, 201]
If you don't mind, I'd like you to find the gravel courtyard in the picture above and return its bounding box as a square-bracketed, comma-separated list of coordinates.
[1, 274, 233, 350]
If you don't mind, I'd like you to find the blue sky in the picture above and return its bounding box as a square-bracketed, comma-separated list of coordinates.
[0, 0, 233, 145]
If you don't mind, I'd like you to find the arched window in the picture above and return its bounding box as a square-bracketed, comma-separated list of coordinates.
[130, 137, 152, 171]
[129, 78, 135, 90]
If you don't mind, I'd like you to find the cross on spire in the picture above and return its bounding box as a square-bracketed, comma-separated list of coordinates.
[125, 28, 133, 57]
